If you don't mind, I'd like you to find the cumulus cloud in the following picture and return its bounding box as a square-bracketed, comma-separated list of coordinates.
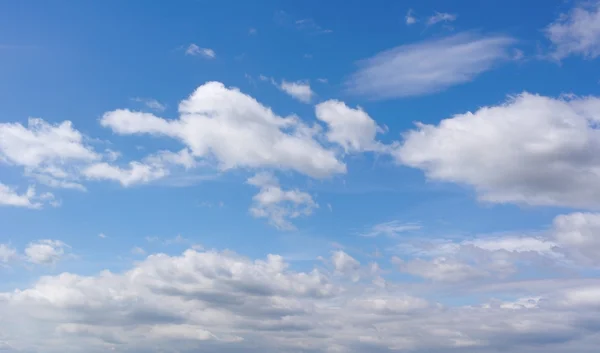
[0, 183, 49, 209]
[395, 92, 600, 209]
[279, 80, 314, 103]
[553, 212, 600, 266]
[2, 247, 600, 353]
[545, 1, 600, 60]
[24, 239, 68, 265]
[315, 100, 391, 153]
[345, 32, 515, 99]
[101, 82, 345, 179]
[185, 44, 216, 59]
[247, 172, 317, 230]
[0, 118, 100, 190]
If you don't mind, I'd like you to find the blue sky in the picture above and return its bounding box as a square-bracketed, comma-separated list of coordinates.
[2, 1, 600, 352]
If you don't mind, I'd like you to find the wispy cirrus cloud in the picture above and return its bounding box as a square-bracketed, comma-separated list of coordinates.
[345, 32, 516, 99]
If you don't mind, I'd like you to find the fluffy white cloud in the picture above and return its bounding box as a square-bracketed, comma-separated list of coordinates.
[185, 44, 216, 59]
[331, 250, 360, 273]
[0, 183, 57, 209]
[279, 80, 314, 103]
[553, 212, 600, 266]
[395, 92, 600, 209]
[345, 32, 515, 99]
[2, 247, 600, 353]
[545, 1, 600, 60]
[315, 100, 391, 153]
[101, 82, 345, 178]
[24, 239, 68, 265]
[0, 118, 100, 190]
[426, 12, 457, 26]
[247, 172, 317, 230]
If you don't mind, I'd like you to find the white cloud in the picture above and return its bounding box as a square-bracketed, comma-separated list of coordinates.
[345, 32, 515, 99]
[0, 118, 100, 190]
[395, 92, 600, 209]
[279, 80, 314, 103]
[101, 82, 345, 179]
[553, 212, 600, 266]
[132, 97, 166, 112]
[24, 239, 68, 265]
[315, 100, 390, 153]
[0, 183, 57, 209]
[247, 172, 318, 230]
[545, 1, 600, 60]
[426, 12, 457, 26]
[464, 236, 557, 255]
[2, 247, 600, 352]
[83, 161, 167, 187]
[405, 9, 417, 25]
[394, 256, 488, 282]
[362, 220, 421, 237]
[331, 250, 361, 281]
[98, 233, 107, 239]
[83, 149, 196, 187]
[0, 244, 17, 264]
[185, 44, 216, 59]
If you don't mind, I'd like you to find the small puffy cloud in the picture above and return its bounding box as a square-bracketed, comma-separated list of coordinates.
[545, 1, 600, 60]
[83, 161, 167, 187]
[405, 9, 417, 25]
[247, 172, 318, 230]
[395, 92, 600, 209]
[0, 183, 57, 209]
[279, 80, 314, 103]
[426, 12, 457, 26]
[185, 44, 216, 59]
[24, 239, 68, 265]
[101, 82, 345, 179]
[346, 33, 515, 99]
[315, 100, 390, 153]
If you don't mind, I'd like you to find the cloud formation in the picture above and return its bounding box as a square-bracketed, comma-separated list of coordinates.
[395, 92, 600, 209]
[345, 33, 515, 99]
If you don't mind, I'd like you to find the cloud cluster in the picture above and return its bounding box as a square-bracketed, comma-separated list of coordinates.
[1, 247, 600, 353]
[0, 239, 69, 266]
[247, 172, 317, 230]
[101, 82, 345, 179]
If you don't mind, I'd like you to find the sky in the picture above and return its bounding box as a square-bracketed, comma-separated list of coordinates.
[1, 0, 600, 352]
